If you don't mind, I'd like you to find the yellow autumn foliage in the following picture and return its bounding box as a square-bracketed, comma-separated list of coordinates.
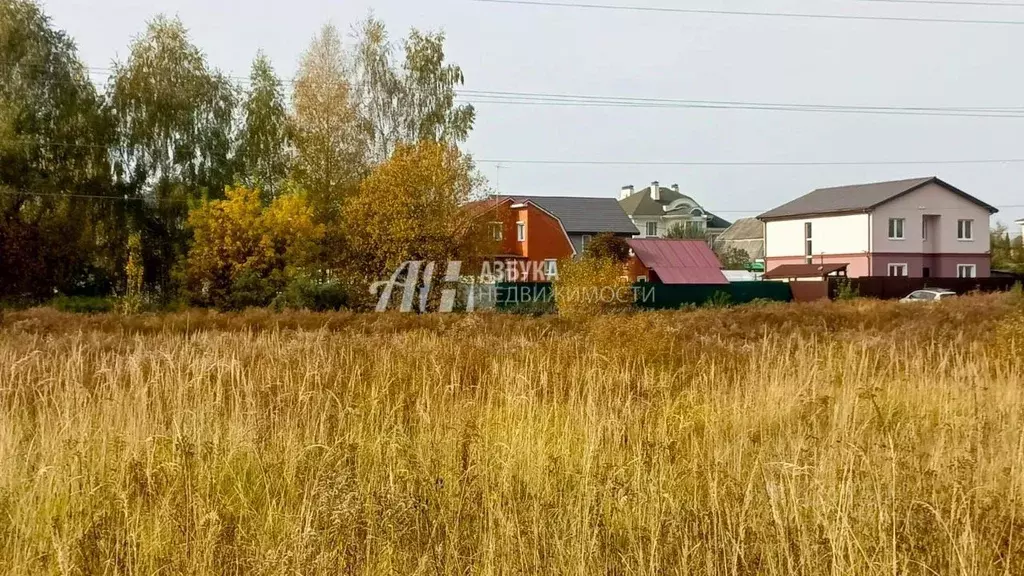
[553, 256, 632, 319]
[184, 186, 324, 308]
[342, 141, 486, 282]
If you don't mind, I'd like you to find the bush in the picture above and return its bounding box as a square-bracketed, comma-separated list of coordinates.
[553, 257, 631, 319]
[50, 295, 115, 314]
[272, 276, 349, 311]
[703, 291, 733, 308]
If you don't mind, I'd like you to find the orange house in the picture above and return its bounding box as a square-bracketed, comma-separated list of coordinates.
[469, 195, 639, 282]
[471, 197, 573, 281]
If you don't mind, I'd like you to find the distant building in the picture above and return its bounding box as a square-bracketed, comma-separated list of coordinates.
[758, 177, 998, 279]
[618, 182, 731, 243]
[469, 195, 638, 280]
[714, 217, 765, 264]
[1017, 218, 1024, 240]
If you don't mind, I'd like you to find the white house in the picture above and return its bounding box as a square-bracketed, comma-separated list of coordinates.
[618, 181, 731, 242]
[1017, 218, 1024, 240]
[758, 177, 998, 279]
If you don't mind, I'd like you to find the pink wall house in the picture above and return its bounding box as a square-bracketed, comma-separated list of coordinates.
[759, 177, 998, 279]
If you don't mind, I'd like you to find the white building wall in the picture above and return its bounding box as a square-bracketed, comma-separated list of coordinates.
[764, 213, 870, 258]
[870, 182, 992, 254]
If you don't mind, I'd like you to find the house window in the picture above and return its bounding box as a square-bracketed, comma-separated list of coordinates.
[957, 219, 974, 241]
[516, 222, 526, 242]
[636, 275, 648, 283]
[543, 259, 558, 279]
[957, 264, 977, 278]
[645, 222, 658, 237]
[581, 234, 592, 250]
[888, 218, 905, 240]
[804, 222, 813, 265]
[888, 263, 908, 277]
[490, 222, 503, 242]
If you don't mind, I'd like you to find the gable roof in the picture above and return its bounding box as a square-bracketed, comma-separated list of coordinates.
[627, 239, 729, 285]
[619, 185, 731, 229]
[758, 177, 998, 221]
[715, 218, 765, 260]
[717, 218, 763, 241]
[503, 195, 639, 235]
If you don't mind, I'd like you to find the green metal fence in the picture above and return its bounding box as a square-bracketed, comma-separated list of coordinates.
[496, 281, 792, 312]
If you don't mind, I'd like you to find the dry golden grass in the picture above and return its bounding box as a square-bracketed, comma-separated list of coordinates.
[1, 295, 1023, 575]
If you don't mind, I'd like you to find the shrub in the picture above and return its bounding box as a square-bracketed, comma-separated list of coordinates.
[834, 279, 859, 301]
[553, 257, 631, 318]
[50, 295, 115, 314]
[272, 276, 349, 311]
[583, 233, 630, 263]
[703, 291, 733, 308]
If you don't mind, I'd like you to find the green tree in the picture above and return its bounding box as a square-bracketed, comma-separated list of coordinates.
[351, 15, 476, 163]
[290, 23, 366, 224]
[584, 233, 631, 263]
[236, 53, 290, 201]
[715, 245, 752, 270]
[666, 222, 706, 240]
[992, 224, 1024, 272]
[108, 15, 238, 291]
[0, 0, 117, 299]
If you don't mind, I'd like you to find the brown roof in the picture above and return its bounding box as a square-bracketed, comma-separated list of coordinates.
[763, 263, 848, 279]
[758, 177, 998, 221]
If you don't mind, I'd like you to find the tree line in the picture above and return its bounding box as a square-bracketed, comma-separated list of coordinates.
[0, 0, 487, 310]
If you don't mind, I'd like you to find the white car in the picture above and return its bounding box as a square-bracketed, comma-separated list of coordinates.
[900, 289, 957, 303]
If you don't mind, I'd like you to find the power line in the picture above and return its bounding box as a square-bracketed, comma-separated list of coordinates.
[7, 139, 1024, 166]
[856, 0, 1024, 7]
[471, 0, 1024, 25]
[4, 188, 1023, 214]
[458, 91, 1024, 118]
[475, 157, 1024, 166]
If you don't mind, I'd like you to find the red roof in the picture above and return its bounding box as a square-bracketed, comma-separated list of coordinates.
[627, 239, 728, 285]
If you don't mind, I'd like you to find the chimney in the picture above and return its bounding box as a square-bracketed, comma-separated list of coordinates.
[651, 181, 660, 201]
[619, 184, 634, 200]
[671, 183, 680, 194]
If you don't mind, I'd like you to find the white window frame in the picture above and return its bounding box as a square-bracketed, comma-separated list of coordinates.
[957, 219, 974, 241]
[645, 222, 658, 237]
[490, 222, 503, 242]
[888, 218, 905, 240]
[581, 234, 592, 250]
[636, 275, 648, 283]
[543, 259, 558, 279]
[887, 263, 908, 277]
[804, 222, 813, 265]
[516, 221, 526, 242]
[957, 264, 977, 279]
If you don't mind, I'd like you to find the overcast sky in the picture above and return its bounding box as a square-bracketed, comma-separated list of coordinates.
[41, 0, 1024, 227]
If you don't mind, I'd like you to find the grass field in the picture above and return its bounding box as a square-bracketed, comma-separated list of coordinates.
[1, 296, 1023, 575]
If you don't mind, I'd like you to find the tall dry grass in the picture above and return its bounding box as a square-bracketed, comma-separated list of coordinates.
[1, 296, 1023, 575]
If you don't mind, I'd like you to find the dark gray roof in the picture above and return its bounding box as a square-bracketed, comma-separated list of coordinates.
[619, 186, 731, 229]
[758, 176, 998, 221]
[505, 195, 640, 235]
